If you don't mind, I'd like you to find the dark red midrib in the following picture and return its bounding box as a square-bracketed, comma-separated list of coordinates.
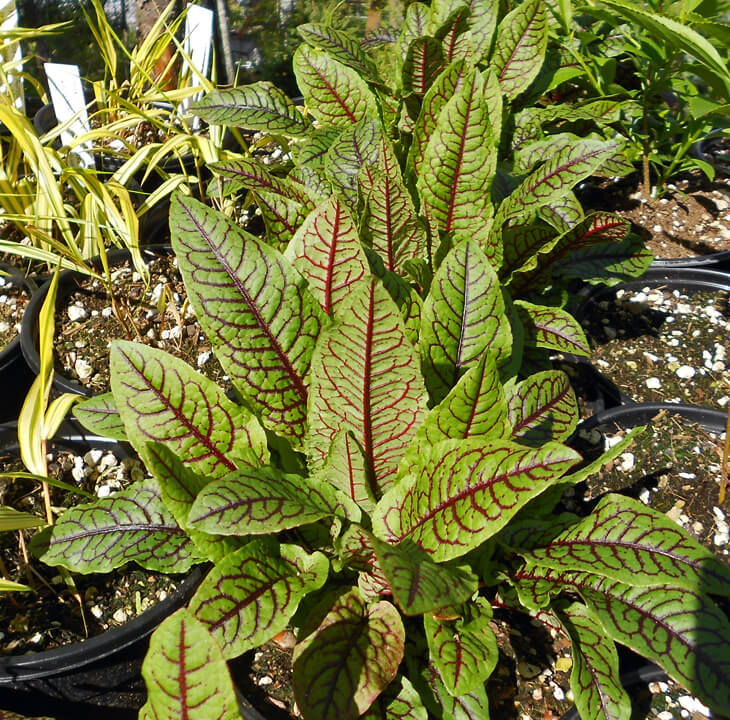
[323, 200, 342, 315]
[182, 201, 309, 409]
[445, 91, 476, 231]
[309, 55, 358, 123]
[454, 243, 472, 371]
[179, 619, 190, 720]
[498, 5, 539, 84]
[511, 380, 569, 434]
[383, 153, 396, 272]
[361, 283, 376, 484]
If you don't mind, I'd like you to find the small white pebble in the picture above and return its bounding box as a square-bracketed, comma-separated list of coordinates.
[619, 452, 634, 471]
[646, 377, 662, 389]
[96, 485, 112, 498]
[639, 487, 651, 504]
[84, 449, 103, 467]
[112, 609, 128, 623]
[75, 358, 94, 380]
[197, 351, 212, 367]
[67, 304, 87, 322]
[101, 306, 113, 317]
[258, 676, 273, 687]
[675, 365, 695, 379]
[678, 696, 710, 716]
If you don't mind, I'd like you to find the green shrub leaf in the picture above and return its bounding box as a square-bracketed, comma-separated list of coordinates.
[513, 300, 590, 356]
[140, 609, 242, 720]
[35, 478, 196, 573]
[171, 194, 326, 447]
[298, 23, 379, 80]
[403, 37, 445, 95]
[190, 541, 328, 659]
[361, 675, 428, 720]
[74, 392, 127, 441]
[293, 588, 405, 720]
[110, 341, 266, 477]
[325, 118, 382, 204]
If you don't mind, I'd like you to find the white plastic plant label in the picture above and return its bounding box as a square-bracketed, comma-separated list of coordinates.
[0, 0, 24, 111]
[44, 62, 94, 168]
[180, 3, 214, 126]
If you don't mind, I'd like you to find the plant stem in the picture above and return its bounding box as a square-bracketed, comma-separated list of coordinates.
[719, 407, 730, 505]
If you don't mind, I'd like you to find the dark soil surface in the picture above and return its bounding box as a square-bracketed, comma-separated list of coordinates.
[0, 273, 29, 354]
[53, 252, 227, 393]
[0, 443, 183, 655]
[577, 287, 729, 409]
[579, 171, 730, 260]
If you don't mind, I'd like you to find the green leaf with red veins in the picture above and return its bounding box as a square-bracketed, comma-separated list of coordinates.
[524, 494, 730, 595]
[556, 602, 631, 720]
[373, 438, 581, 562]
[110, 341, 266, 478]
[293, 45, 379, 128]
[170, 194, 326, 448]
[419, 239, 511, 404]
[292, 164, 331, 203]
[307, 279, 428, 496]
[361, 140, 428, 275]
[284, 196, 369, 316]
[553, 237, 655, 285]
[539, 190, 584, 233]
[422, 661, 490, 720]
[298, 23, 379, 81]
[74, 392, 126, 441]
[35, 478, 197, 573]
[192, 82, 312, 136]
[140, 609, 242, 720]
[188, 466, 344, 536]
[255, 190, 310, 251]
[481, 68, 502, 148]
[514, 134, 579, 173]
[469, 0, 498, 62]
[409, 59, 470, 177]
[397, 3, 435, 60]
[513, 300, 590, 356]
[333, 524, 390, 598]
[293, 588, 405, 720]
[293, 127, 342, 171]
[319, 431, 375, 513]
[435, 6, 473, 64]
[141, 442, 243, 563]
[417, 69, 496, 243]
[500, 223, 557, 281]
[402, 353, 510, 473]
[362, 676, 428, 720]
[491, 0, 547, 100]
[516, 566, 730, 712]
[208, 157, 315, 208]
[402, 37, 445, 95]
[495, 140, 622, 228]
[325, 118, 382, 205]
[424, 597, 497, 696]
[190, 541, 328, 659]
[372, 536, 478, 615]
[505, 370, 578, 446]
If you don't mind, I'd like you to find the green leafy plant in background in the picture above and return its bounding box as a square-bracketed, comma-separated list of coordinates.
[544, 0, 730, 195]
[25, 1, 730, 719]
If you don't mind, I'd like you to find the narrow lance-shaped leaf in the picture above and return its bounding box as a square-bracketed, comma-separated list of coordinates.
[553, 237, 654, 285]
[524, 493, 730, 596]
[373, 438, 581, 562]
[142, 442, 242, 563]
[516, 566, 730, 713]
[436, 5, 474, 64]
[255, 190, 310, 252]
[74, 392, 126, 441]
[188, 466, 343, 536]
[170, 194, 326, 447]
[318, 431, 375, 513]
[496, 141, 622, 227]
[417, 68, 496, 244]
[361, 675, 429, 720]
[33, 478, 197, 574]
[140, 609, 243, 720]
[285, 195, 369, 316]
[557, 602, 631, 720]
[308, 279, 428, 496]
[402, 352, 511, 472]
[294, 44, 379, 128]
[402, 37, 445, 95]
[469, 0, 498, 62]
[513, 300, 590, 356]
[539, 190, 584, 233]
[419, 239, 511, 404]
[293, 588, 405, 720]
[192, 82, 312, 136]
[325, 117, 382, 205]
[397, 2, 434, 60]
[500, 223, 557, 282]
[190, 541, 328, 659]
[409, 59, 470, 176]
[491, 0, 548, 99]
[506, 370, 578, 446]
[110, 341, 267, 477]
[424, 597, 498, 696]
[372, 536, 479, 615]
[361, 139, 428, 275]
[422, 661, 491, 720]
[298, 23, 379, 80]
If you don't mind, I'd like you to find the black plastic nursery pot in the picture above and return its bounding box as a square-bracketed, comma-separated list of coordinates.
[571, 266, 730, 407]
[20, 245, 174, 398]
[0, 264, 37, 423]
[0, 421, 206, 718]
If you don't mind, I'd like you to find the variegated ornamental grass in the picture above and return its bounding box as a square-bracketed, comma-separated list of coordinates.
[38, 1, 730, 718]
